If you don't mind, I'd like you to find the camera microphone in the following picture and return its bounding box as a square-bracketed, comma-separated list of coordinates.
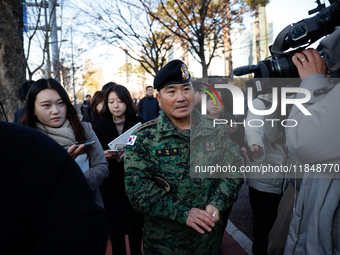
[233, 64, 259, 76]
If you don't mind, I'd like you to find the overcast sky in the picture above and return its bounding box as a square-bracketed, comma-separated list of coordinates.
[266, 0, 328, 38]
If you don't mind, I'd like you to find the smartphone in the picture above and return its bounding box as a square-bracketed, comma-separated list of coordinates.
[64, 140, 95, 150]
[107, 146, 125, 153]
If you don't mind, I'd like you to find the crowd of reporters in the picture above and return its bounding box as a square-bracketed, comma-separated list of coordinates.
[1, 24, 340, 255]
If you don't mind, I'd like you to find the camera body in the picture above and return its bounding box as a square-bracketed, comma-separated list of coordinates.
[233, 0, 340, 95]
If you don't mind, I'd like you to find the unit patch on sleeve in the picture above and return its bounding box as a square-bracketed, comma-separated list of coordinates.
[153, 176, 171, 192]
[205, 142, 216, 151]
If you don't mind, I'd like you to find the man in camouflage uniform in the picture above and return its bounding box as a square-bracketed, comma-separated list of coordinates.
[124, 59, 243, 255]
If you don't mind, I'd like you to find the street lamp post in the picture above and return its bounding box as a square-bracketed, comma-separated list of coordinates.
[43, 0, 51, 77]
[70, 19, 76, 107]
[60, 16, 76, 106]
[49, 0, 60, 82]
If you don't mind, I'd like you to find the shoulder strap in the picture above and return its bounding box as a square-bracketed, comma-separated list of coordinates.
[271, 25, 291, 58]
[257, 98, 272, 108]
[135, 118, 157, 132]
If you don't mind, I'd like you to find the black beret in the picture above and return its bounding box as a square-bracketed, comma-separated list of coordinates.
[154, 59, 191, 91]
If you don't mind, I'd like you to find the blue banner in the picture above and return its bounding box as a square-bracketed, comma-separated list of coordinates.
[23, 4, 28, 32]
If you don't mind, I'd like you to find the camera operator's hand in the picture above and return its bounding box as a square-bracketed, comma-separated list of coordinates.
[292, 49, 327, 81]
[241, 144, 260, 161]
[249, 144, 260, 158]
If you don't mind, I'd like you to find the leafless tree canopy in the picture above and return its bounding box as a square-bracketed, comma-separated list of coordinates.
[24, 0, 59, 79]
[140, 0, 248, 77]
[76, 0, 179, 77]
[76, 0, 248, 78]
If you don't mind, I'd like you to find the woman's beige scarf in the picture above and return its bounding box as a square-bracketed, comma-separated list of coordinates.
[36, 119, 76, 147]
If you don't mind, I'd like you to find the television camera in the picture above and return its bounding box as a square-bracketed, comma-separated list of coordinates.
[233, 0, 340, 96]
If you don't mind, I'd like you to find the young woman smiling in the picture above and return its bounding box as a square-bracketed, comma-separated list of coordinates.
[20, 78, 109, 207]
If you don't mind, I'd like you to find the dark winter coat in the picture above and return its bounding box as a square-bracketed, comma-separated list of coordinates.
[82, 105, 102, 127]
[0, 121, 107, 255]
[13, 107, 25, 123]
[94, 115, 145, 234]
[137, 96, 160, 121]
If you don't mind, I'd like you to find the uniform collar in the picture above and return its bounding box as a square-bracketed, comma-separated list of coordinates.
[156, 111, 180, 137]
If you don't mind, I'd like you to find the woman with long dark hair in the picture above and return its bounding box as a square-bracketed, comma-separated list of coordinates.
[20, 78, 109, 207]
[82, 90, 105, 126]
[94, 84, 145, 255]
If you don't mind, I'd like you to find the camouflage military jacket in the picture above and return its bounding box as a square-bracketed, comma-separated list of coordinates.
[124, 109, 243, 255]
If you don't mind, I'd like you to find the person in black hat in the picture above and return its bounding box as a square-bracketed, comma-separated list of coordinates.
[153, 59, 193, 127]
[124, 59, 243, 254]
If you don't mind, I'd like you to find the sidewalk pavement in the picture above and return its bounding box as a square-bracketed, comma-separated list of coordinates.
[105, 230, 249, 255]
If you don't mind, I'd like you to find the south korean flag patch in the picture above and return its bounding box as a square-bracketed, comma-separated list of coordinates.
[126, 135, 137, 146]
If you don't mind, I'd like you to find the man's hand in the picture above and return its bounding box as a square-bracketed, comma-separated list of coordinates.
[241, 144, 260, 161]
[186, 208, 215, 234]
[104, 150, 119, 161]
[117, 148, 125, 162]
[227, 123, 237, 134]
[206, 205, 220, 224]
[292, 49, 327, 81]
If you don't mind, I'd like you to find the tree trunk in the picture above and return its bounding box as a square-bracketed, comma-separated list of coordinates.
[198, 36, 208, 78]
[182, 45, 188, 67]
[202, 64, 208, 78]
[0, 0, 26, 122]
[223, 1, 233, 77]
[254, 4, 261, 63]
[181, 27, 189, 67]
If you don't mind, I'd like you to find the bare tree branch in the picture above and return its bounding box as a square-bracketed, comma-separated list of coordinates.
[75, 0, 177, 77]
